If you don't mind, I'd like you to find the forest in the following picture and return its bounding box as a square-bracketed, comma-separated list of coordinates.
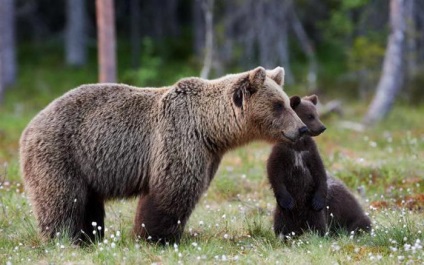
[0, 0, 423, 264]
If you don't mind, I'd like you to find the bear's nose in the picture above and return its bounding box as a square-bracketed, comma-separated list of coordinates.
[320, 126, 326, 133]
[299, 126, 309, 136]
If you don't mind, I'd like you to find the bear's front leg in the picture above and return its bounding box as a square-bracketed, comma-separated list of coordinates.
[311, 192, 326, 211]
[133, 194, 189, 244]
[276, 190, 295, 210]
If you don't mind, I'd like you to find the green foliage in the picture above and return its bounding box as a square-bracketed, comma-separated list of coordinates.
[348, 36, 385, 73]
[122, 37, 198, 87]
[122, 38, 162, 87]
[322, 0, 369, 42]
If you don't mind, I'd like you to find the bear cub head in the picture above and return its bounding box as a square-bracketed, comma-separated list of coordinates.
[289, 95, 326, 137]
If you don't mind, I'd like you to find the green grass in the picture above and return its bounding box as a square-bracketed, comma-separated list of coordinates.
[1, 45, 424, 264]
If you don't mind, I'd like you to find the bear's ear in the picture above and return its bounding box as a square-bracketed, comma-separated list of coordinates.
[232, 67, 266, 108]
[305, 94, 318, 105]
[290, 96, 301, 109]
[266, 66, 285, 87]
[248, 66, 266, 91]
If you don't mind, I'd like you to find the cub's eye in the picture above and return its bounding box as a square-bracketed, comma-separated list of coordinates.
[273, 102, 284, 113]
[308, 114, 315, 120]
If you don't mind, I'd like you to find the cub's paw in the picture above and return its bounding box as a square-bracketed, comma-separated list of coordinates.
[311, 194, 326, 211]
[277, 194, 295, 210]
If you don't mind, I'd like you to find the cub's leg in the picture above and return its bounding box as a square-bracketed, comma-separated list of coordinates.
[274, 207, 304, 238]
[305, 210, 327, 236]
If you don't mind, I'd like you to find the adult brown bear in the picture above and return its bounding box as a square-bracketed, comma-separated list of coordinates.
[20, 67, 308, 244]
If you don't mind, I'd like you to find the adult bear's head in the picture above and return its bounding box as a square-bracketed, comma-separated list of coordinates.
[230, 66, 308, 143]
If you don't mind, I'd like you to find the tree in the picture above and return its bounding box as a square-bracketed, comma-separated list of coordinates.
[65, 0, 87, 66]
[0, 0, 17, 89]
[96, 0, 117, 83]
[199, 0, 214, 79]
[130, 0, 141, 69]
[363, 0, 406, 125]
[0, 51, 3, 104]
[288, 0, 317, 91]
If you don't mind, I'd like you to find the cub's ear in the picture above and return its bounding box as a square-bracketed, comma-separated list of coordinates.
[266, 66, 285, 87]
[305, 94, 318, 105]
[290, 96, 301, 109]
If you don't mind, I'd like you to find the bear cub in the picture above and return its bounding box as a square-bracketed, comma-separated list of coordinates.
[267, 95, 328, 237]
[267, 95, 371, 238]
[326, 175, 372, 234]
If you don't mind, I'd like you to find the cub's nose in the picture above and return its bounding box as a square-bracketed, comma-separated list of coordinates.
[299, 126, 309, 136]
[320, 126, 327, 133]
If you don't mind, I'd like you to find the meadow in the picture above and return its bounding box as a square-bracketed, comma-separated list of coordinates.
[0, 46, 423, 264]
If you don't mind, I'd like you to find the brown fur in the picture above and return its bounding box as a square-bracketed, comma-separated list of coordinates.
[268, 95, 370, 238]
[20, 66, 307, 244]
[267, 96, 328, 237]
[326, 176, 371, 234]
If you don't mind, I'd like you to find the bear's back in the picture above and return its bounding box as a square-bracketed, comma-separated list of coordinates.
[20, 84, 168, 197]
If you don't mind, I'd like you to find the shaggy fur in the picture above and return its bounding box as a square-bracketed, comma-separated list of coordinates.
[268, 96, 328, 237]
[326, 176, 371, 234]
[268, 95, 371, 238]
[20, 66, 308, 244]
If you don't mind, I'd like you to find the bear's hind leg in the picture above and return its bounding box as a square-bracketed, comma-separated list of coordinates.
[306, 211, 327, 236]
[80, 192, 105, 243]
[274, 207, 304, 238]
[27, 179, 88, 243]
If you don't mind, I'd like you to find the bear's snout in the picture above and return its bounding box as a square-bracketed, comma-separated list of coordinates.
[309, 125, 326, 137]
[299, 126, 309, 136]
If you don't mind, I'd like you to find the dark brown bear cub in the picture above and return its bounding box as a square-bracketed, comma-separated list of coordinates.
[267, 95, 328, 237]
[326, 176, 371, 234]
[267, 95, 371, 238]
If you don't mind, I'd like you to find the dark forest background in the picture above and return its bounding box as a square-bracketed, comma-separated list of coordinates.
[0, 0, 423, 124]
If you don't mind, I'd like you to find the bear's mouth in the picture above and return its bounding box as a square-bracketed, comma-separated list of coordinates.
[281, 132, 297, 143]
[309, 126, 326, 137]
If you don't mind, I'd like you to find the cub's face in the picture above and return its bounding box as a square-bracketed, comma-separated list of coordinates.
[290, 95, 326, 137]
[232, 67, 307, 143]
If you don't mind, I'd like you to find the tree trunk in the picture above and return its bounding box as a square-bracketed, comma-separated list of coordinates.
[405, 0, 417, 77]
[363, 0, 406, 125]
[0, 51, 4, 104]
[289, 1, 317, 91]
[130, 0, 141, 69]
[200, 0, 214, 79]
[65, 0, 87, 66]
[0, 0, 17, 87]
[96, 0, 117, 83]
[193, 0, 205, 58]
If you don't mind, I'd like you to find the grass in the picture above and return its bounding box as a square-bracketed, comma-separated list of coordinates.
[0, 45, 424, 264]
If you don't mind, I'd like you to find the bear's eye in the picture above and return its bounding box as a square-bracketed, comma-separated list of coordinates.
[308, 114, 315, 120]
[273, 102, 284, 113]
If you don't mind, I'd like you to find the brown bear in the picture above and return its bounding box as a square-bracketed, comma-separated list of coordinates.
[267, 95, 371, 238]
[20, 66, 308, 244]
[267, 95, 328, 237]
[326, 176, 371, 234]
